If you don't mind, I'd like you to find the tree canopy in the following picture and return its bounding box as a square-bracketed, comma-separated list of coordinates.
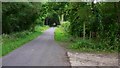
[2, 2, 120, 51]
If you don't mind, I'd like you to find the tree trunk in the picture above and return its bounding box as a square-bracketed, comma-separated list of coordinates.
[117, 2, 120, 23]
[114, 2, 120, 23]
[83, 22, 86, 40]
[61, 14, 64, 22]
[58, 15, 61, 22]
[89, 31, 91, 39]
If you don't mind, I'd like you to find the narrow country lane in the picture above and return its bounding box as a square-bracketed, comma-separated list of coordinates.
[2, 27, 70, 66]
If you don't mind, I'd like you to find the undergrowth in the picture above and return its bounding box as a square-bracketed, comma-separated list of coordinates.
[1, 26, 49, 57]
[54, 24, 118, 53]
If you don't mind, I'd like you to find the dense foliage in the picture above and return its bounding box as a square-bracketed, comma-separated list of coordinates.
[66, 2, 120, 51]
[2, 2, 44, 34]
[2, 2, 50, 56]
[54, 2, 120, 52]
[2, 2, 120, 52]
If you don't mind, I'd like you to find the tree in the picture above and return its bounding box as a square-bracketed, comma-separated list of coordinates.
[2, 2, 43, 33]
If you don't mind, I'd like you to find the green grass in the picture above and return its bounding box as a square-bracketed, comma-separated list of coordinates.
[69, 39, 118, 53]
[54, 27, 70, 42]
[1, 26, 49, 57]
[54, 27, 118, 53]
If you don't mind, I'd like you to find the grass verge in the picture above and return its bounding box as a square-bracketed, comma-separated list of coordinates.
[1, 26, 49, 57]
[54, 27, 70, 42]
[54, 27, 118, 53]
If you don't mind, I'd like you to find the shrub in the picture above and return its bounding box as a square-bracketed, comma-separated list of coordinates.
[60, 21, 70, 33]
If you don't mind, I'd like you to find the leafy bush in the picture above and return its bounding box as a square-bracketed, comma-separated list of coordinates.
[60, 21, 70, 33]
[70, 39, 93, 49]
[35, 17, 44, 26]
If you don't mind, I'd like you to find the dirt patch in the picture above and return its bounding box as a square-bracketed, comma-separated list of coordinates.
[57, 42, 118, 66]
[67, 51, 118, 66]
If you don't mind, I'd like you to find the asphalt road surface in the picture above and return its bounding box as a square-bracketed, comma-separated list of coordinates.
[2, 27, 70, 66]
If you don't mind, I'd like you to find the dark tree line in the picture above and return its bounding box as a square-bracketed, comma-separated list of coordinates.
[45, 13, 60, 27]
[2, 2, 63, 34]
[2, 2, 43, 34]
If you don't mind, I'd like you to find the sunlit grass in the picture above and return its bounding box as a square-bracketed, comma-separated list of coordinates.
[54, 27, 70, 42]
